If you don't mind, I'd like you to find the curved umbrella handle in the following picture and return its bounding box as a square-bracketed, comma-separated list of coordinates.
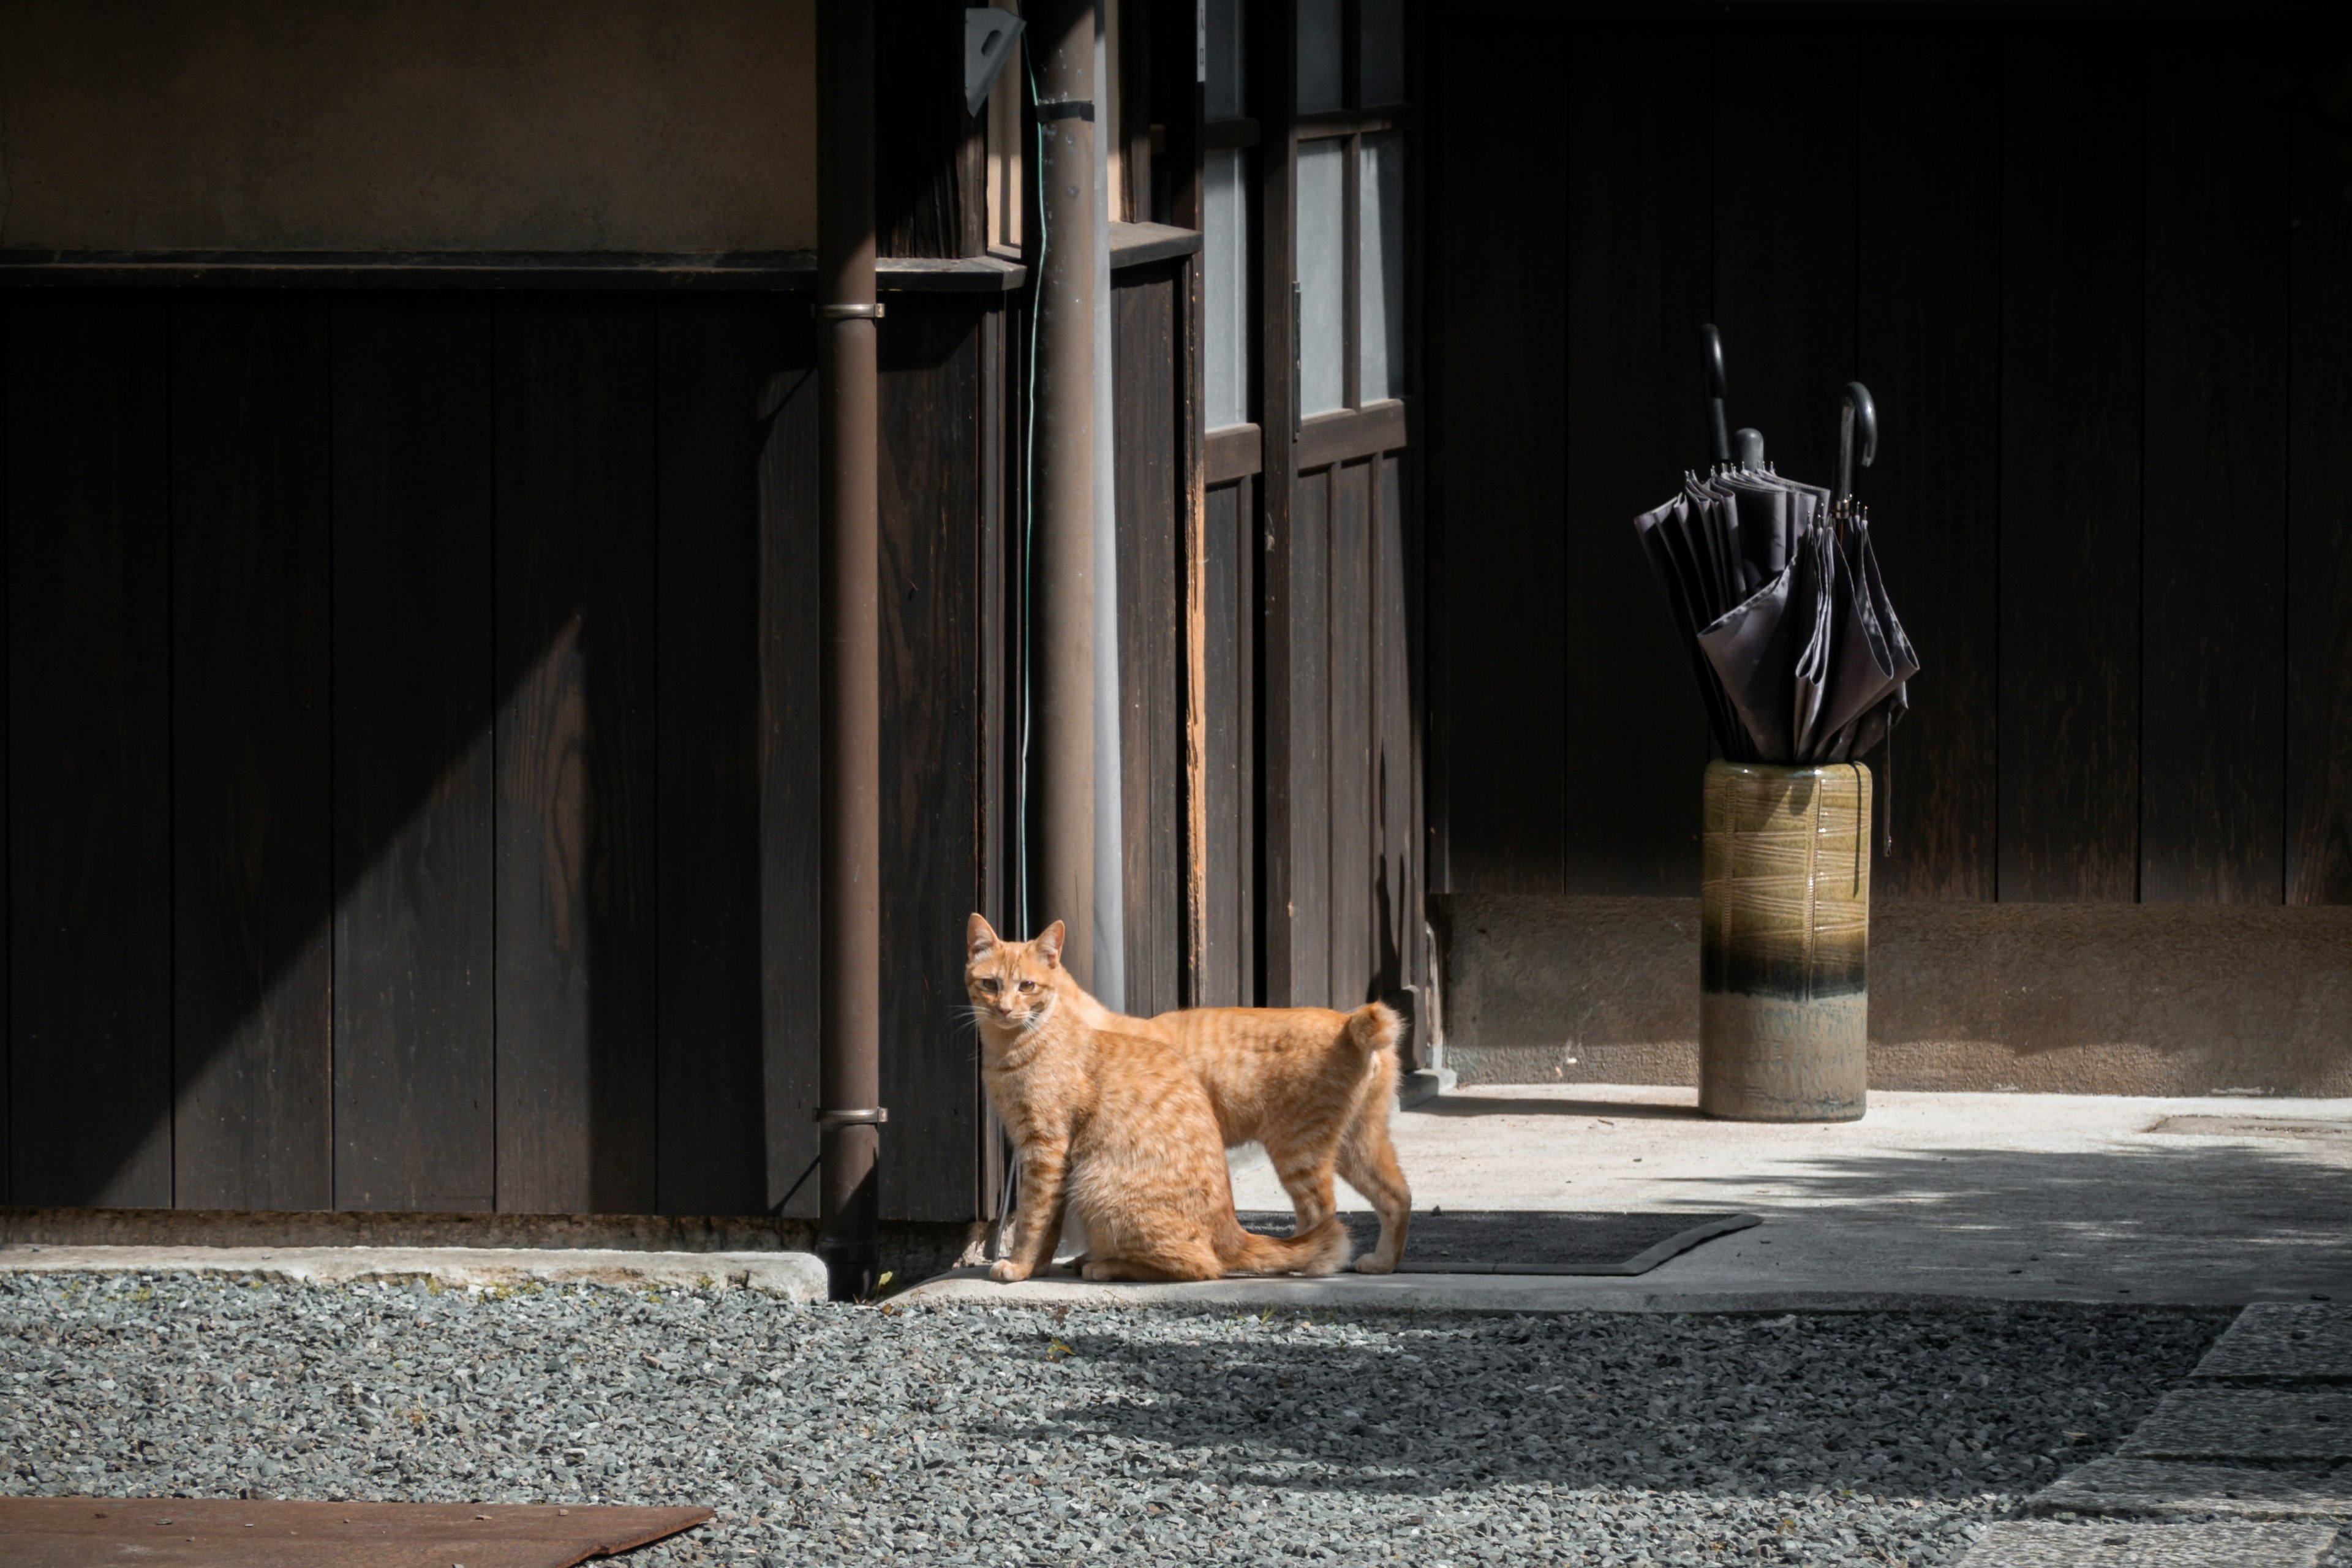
[1836, 381, 1877, 505]
[1703, 324, 1731, 465]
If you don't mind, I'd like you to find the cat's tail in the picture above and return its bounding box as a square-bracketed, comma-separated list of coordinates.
[1344, 1000, 1403, 1057]
[1218, 1213, 1354, 1276]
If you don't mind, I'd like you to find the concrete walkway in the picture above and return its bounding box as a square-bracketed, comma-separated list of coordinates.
[905, 1085, 2352, 1313]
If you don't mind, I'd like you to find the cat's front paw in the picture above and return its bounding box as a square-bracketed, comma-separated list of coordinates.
[989, 1259, 1031, 1284]
[1354, 1254, 1396, 1275]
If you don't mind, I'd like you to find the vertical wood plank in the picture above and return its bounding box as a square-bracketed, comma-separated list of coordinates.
[1432, 22, 1566, 895]
[1200, 481, 1246, 1006]
[758, 317, 824, 1217]
[2141, 34, 2290, 904]
[2287, 79, 2352, 906]
[1114, 269, 1184, 1018]
[876, 296, 985, 1222]
[1562, 20, 1713, 896]
[494, 296, 660, 1216]
[1857, 25, 2003, 901]
[1998, 27, 2145, 902]
[5, 293, 173, 1207]
[1286, 464, 1333, 1007]
[1327, 458, 1374, 1006]
[170, 297, 334, 1212]
[1373, 452, 1417, 1008]
[1710, 23, 1859, 497]
[330, 296, 497, 1212]
[657, 297, 805, 1216]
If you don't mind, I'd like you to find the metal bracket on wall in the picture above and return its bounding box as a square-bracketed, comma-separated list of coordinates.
[812, 303, 887, 321]
[813, 1107, 891, 1127]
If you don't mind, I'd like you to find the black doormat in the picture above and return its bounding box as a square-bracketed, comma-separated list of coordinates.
[1237, 1210, 1762, 1276]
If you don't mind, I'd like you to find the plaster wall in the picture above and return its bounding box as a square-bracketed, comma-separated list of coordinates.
[0, 0, 816, 252]
[1434, 892, 2352, 1096]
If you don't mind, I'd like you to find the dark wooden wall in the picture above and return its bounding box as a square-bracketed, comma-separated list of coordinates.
[1431, 10, 2352, 907]
[0, 284, 1003, 1220]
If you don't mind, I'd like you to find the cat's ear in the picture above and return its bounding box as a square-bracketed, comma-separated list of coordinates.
[1035, 920, 1066, 968]
[966, 913, 1000, 960]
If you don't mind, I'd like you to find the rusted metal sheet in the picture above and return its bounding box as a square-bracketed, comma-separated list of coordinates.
[0, 1496, 710, 1566]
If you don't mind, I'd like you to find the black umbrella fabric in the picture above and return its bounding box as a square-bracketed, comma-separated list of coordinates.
[1634, 369, 1918, 769]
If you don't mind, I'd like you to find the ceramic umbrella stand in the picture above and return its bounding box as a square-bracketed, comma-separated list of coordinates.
[1698, 760, 1870, 1121]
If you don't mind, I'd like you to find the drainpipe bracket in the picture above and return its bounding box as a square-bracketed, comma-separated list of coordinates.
[812, 302, 887, 320]
[815, 1107, 891, 1127]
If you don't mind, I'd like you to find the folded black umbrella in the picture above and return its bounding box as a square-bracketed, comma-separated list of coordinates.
[1636, 339, 1920, 788]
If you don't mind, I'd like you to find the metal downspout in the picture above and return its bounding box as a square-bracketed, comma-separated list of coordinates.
[815, 0, 884, 1303]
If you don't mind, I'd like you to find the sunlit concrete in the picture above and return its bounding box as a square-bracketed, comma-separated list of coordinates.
[904, 1087, 2352, 1313]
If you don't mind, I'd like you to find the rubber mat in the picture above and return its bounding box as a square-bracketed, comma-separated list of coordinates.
[1237, 1209, 1762, 1275]
[0, 1496, 712, 1566]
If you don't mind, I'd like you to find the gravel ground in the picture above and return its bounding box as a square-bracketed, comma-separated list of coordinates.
[1, 1273, 2226, 1567]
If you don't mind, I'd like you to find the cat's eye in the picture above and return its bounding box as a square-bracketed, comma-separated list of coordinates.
[1018, 980, 1038, 992]
[978, 978, 1000, 992]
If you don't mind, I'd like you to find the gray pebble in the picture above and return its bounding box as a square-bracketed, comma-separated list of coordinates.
[0, 1273, 2225, 1565]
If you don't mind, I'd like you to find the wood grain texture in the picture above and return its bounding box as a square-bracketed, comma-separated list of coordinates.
[1284, 464, 1333, 1008]
[1997, 27, 2146, 902]
[655, 298, 796, 1216]
[5, 293, 173, 1207]
[494, 296, 660, 1216]
[1114, 270, 1185, 1019]
[1199, 480, 1254, 1006]
[2286, 91, 2352, 906]
[1373, 453, 1420, 1017]
[876, 0, 985, 258]
[756, 315, 824, 1218]
[1710, 23, 1858, 494]
[1562, 21, 1712, 897]
[170, 297, 335, 1212]
[875, 296, 986, 1222]
[330, 296, 497, 1212]
[2141, 34, 2290, 905]
[1431, 24, 1566, 895]
[1856, 26, 2002, 901]
[1329, 458, 1375, 1007]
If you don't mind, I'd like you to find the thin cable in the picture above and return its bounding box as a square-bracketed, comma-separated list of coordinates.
[1017, 50, 1050, 943]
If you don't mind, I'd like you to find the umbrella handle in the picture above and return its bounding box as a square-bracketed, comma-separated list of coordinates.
[1702, 324, 1731, 465]
[1733, 428, 1766, 470]
[1836, 381, 1878, 505]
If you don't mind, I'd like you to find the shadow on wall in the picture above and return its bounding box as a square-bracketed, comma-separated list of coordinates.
[4, 290, 833, 1218]
[1431, 892, 2352, 1095]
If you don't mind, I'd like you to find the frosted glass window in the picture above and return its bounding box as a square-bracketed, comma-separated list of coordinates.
[1206, 0, 1246, 121]
[1359, 132, 1406, 401]
[1204, 149, 1252, 431]
[1295, 140, 1346, 418]
[1297, 0, 1343, 113]
[1360, 0, 1406, 104]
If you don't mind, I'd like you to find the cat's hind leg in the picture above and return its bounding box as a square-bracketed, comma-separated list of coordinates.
[1337, 1105, 1412, 1273]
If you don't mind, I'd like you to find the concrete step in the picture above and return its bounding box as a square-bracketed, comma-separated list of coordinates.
[2033, 1456, 2352, 1521]
[0, 1243, 827, 1298]
[2194, 1303, 2352, 1381]
[2122, 1385, 2352, 1462]
[1959, 1520, 2338, 1567]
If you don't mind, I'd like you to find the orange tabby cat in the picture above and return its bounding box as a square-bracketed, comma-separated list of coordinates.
[967, 915, 1352, 1283]
[1061, 991, 1413, 1273]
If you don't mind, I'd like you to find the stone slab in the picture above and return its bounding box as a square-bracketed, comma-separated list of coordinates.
[1958, 1521, 2338, 1567]
[2122, 1386, 2352, 1462]
[0, 1245, 827, 1300]
[2033, 1457, 2352, 1521]
[2196, 1304, 2352, 1382]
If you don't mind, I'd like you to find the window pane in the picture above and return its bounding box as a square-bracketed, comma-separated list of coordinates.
[1297, 0, 1342, 113]
[1206, 0, 1246, 121]
[1296, 139, 1346, 418]
[1359, 132, 1406, 401]
[1360, 0, 1406, 104]
[1204, 149, 1253, 431]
